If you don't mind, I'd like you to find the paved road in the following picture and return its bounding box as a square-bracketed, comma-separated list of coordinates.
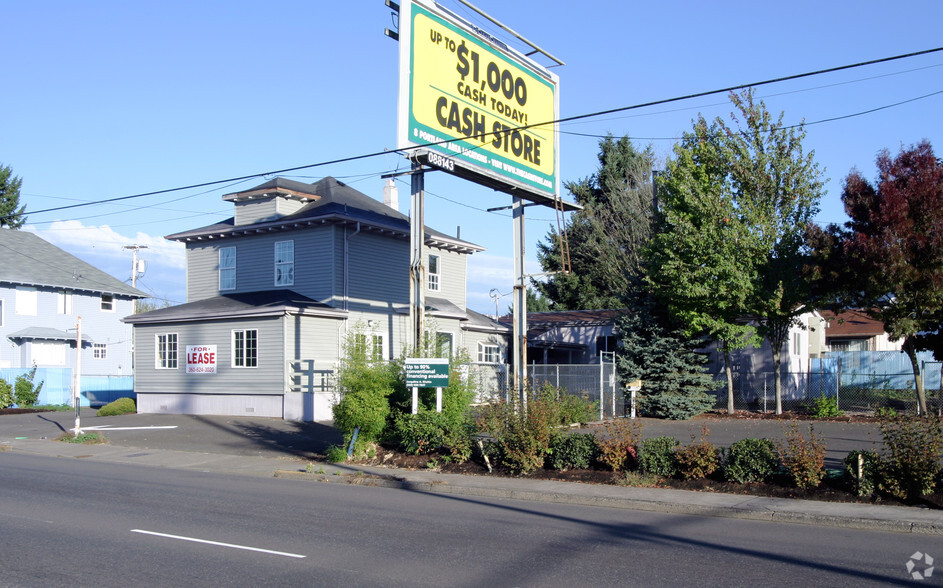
[2, 451, 937, 587]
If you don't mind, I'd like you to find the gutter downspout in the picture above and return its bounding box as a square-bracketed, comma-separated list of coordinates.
[344, 222, 361, 311]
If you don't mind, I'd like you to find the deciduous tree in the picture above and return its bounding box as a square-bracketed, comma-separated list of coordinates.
[810, 140, 943, 415]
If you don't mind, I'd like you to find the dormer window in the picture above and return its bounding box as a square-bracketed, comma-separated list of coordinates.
[428, 254, 440, 291]
[275, 241, 294, 286]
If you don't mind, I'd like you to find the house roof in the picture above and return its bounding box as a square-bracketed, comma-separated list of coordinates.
[0, 229, 146, 298]
[124, 290, 347, 324]
[463, 308, 511, 333]
[166, 177, 484, 254]
[498, 308, 622, 343]
[819, 309, 887, 338]
[7, 327, 94, 343]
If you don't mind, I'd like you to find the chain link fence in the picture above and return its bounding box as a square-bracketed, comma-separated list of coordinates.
[713, 351, 943, 414]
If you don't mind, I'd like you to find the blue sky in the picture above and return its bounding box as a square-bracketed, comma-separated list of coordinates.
[3, 0, 941, 315]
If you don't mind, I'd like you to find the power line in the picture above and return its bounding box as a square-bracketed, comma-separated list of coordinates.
[10, 45, 943, 223]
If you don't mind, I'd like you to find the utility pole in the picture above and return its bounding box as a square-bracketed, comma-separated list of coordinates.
[73, 316, 82, 436]
[123, 245, 148, 312]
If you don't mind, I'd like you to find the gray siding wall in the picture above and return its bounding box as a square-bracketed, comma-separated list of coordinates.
[428, 247, 466, 309]
[185, 227, 335, 303]
[132, 316, 286, 396]
[0, 284, 135, 375]
[234, 197, 307, 226]
[346, 231, 409, 311]
[463, 329, 509, 364]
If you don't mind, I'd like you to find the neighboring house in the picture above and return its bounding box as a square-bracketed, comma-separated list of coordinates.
[0, 229, 145, 375]
[814, 309, 903, 353]
[125, 177, 509, 421]
[501, 309, 622, 364]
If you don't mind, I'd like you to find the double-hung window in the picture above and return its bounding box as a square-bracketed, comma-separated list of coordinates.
[156, 333, 178, 369]
[353, 333, 385, 362]
[219, 247, 236, 291]
[478, 343, 500, 364]
[100, 294, 114, 312]
[428, 254, 440, 291]
[233, 329, 258, 368]
[93, 343, 107, 359]
[275, 240, 294, 286]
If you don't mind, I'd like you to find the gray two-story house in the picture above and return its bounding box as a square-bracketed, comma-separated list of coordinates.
[0, 229, 144, 375]
[125, 177, 508, 421]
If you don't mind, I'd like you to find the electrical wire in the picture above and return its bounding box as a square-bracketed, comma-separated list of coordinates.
[7, 45, 943, 224]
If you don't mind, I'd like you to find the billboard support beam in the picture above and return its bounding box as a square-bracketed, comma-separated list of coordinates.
[409, 159, 426, 352]
[512, 195, 528, 408]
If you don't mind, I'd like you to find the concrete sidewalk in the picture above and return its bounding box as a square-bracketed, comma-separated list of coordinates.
[1, 409, 938, 535]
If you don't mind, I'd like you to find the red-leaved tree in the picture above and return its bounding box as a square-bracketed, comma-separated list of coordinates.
[812, 140, 943, 414]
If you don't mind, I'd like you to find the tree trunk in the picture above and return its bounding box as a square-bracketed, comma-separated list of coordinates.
[903, 337, 928, 415]
[723, 346, 735, 414]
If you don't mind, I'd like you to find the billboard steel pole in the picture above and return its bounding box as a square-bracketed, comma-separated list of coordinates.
[512, 195, 527, 408]
[409, 160, 426, 352]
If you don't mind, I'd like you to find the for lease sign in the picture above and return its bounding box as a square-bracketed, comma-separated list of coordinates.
[186, 345, 217, 374]
[398, 0, 559, 199]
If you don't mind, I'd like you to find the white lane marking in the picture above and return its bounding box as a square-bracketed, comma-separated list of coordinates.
[81, 425, 178, 431]
[131, 529, 306, 559]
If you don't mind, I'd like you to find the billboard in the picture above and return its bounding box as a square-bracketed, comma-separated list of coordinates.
[397, 0, 560, 202]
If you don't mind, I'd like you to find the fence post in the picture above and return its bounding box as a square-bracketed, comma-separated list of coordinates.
[598, 358, 604, 421]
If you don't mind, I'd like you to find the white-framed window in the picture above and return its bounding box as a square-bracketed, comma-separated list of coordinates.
[219, 246, 236, 291]
[353, 332, 385, 362]
[101, 294, 114, 312]
[792, 331, 802, 356]
[93, 343, 107, 359]
[156, 333, 178, 369]
[16, 286, 37, 316]
[232, 329, 258, 368]
[428, 254, 440, 291]
[478, 342, 500, 364]
[274, 240, 294, 286]
[58, 290, 73, 315]
[436, 331, 454, 358]
[0, 298, 4, 326]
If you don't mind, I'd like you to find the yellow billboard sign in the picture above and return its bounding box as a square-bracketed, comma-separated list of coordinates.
[397, 0, 559, 199]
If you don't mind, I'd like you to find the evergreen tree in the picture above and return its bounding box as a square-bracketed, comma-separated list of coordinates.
[534, 135, 655, 310]
[615, 299, 716, 420]
[0, 163, 26, 228]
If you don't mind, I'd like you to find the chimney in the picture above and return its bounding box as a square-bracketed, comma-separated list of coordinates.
[383, 178, 399, 211]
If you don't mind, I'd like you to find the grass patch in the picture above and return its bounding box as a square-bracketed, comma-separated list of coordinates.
[56, 431, 108, 444]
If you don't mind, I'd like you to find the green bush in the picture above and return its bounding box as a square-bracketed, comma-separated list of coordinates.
[778, 423, 826, 490]
[877, 416, 943, 501]
[807, 396, 842, 418]
[639, 391, 714, 420]
[723, 438, 779, 483]
[0, 378, 12, 409]
[96, 397, 136, 416]
[547, 432, 598, 471]
[325, 445, 348, 463]
[476, 395, 557, 474]
[844, 450, 880, 497]
[674, 428, 718, 480]
[14, 367, 44, 407]
[638, 436, 678, 477]
[596, 418, 643, 472]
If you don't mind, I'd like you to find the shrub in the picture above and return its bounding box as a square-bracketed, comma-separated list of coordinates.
[0, 378, 12, 409]
[807, 396, 842, 418]
[638, 391, 714, 420]
[674, 428, 718, 480]
[596, 418, 643, 472]
[723, 438, 779, 483]
[325, 445, 348, 463]
[843, 450, 880, 497]
[475, 395, 557, 474]
[391, 409, 474, 462]
[547, 432, 598, 471]
[877, 416, 943, 501]
[638, 436, 678, 477]
[14, 367, 44, 407]
[778, 423, 826, 490]
[97, 397, 136, 416]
